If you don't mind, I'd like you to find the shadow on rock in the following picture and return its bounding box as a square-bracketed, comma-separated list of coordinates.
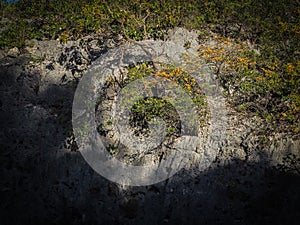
[1, 146, 300, 225]
[1, 55, 300, 225]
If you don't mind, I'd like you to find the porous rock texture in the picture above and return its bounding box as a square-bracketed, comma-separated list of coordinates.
[0, 28, 299, 225]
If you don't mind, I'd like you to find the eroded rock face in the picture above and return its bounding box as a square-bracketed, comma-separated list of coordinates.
[7, 47, 20, 58]
[0, 28, 299, 225]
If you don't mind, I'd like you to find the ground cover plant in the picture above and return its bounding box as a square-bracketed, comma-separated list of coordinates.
[1, 0, 299, 136]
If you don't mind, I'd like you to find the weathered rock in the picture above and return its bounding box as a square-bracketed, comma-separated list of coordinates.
[7, 47, 20, 57]
[0, 49, 5, 59]
[0, 28, 299, 225]
[167, 27, 201, 52]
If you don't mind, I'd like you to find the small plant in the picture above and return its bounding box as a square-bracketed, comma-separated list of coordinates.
[129, 97, 181, 137]
[184, 40, 191, 49]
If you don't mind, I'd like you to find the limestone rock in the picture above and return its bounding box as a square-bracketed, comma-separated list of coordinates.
[7, 47, 20, 57]
[1, 28, 299, 225]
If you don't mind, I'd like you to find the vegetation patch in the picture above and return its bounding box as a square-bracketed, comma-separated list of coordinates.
[95, 62, 209, 161]
[1, 0, 299, 136]
[125, 62, 209, 135]
[198, 34, 300, 135]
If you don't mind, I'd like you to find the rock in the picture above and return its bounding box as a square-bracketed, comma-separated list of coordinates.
[105, 38, 118, 48]
[173, 135, 204, 155]
[167, 27, 200, 53]
[1, 27, 300, 225]
[58, 52, 67, 65]
[267, 137, 300, 166]
[46, 63, 55, 70]
[0, 49, 5, 59]
[87, 39, 107, 60]
[7, 47, 20, 57]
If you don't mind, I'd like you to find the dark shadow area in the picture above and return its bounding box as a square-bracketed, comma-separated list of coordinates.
[1, 146, 300, 225]
[1, 56, 300, 225]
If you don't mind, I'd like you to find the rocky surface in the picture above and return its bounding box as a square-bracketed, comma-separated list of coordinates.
[0, 28, 299, 224]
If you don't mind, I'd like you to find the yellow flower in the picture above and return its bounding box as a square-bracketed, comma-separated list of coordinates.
[256, 76, 264, 81]
[291, 103, 298, 111]
[286, 63, 295, 74]
[261, 68, 274, 77]
[185, 83, 192, 91]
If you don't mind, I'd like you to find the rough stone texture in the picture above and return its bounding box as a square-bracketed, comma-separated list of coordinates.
[7, 47, 20, 58]
[0, 28, 299, 225]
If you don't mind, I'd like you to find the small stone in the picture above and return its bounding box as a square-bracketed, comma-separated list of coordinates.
[7, 47, 20, 57]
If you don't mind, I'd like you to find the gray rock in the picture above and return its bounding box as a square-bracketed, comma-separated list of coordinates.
[0, 49, 5, 59]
